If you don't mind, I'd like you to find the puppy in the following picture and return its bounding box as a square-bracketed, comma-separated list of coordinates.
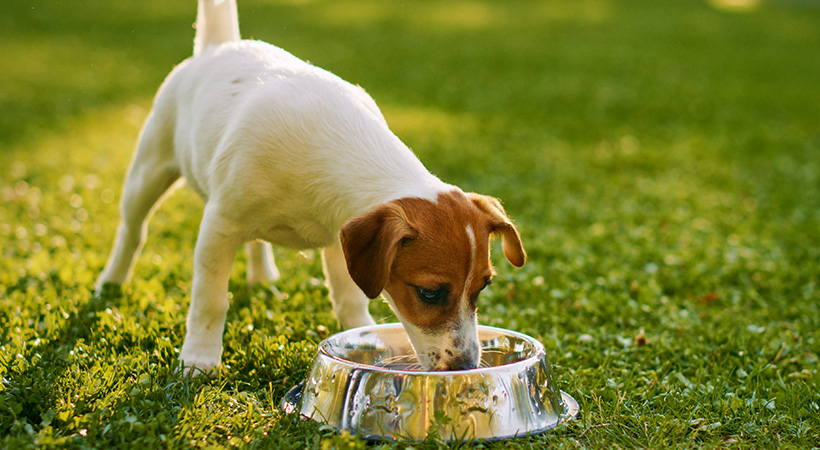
[96, 0, 526, 373]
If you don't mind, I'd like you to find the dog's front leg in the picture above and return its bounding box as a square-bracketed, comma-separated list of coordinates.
[322, 241, 376, 329]
[179, 205, 242, 375]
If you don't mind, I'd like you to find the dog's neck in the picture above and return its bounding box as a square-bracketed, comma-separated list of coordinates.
[319, 129, 453, 229]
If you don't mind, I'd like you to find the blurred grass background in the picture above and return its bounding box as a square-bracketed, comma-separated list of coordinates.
[1, 0, 819, 448]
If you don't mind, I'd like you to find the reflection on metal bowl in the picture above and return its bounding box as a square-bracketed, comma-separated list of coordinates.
[281, 323, 579, 442]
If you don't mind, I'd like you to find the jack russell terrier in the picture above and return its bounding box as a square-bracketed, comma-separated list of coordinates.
[96, 0, 526, 373]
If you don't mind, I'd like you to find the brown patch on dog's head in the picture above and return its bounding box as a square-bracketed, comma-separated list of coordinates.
[340, 189, 525, 326]
[340, 189, 525, 370]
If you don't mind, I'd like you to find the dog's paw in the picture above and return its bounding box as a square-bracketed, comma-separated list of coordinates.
[178, 361, 221, 378]
[179, 345, 222, 377]
[177, 356, 221, 378]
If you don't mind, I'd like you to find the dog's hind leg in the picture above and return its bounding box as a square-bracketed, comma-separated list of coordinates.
[95, 116, 180, 294]
[245, 240, 280, 285]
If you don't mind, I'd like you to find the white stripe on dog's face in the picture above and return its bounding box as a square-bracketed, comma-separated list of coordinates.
[451, 225, 480, 367]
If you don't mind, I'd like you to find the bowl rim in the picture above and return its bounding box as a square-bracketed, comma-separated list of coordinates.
[317, 323, 547, 376]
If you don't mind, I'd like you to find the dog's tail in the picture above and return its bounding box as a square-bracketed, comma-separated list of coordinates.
[193, 0, 241, 56]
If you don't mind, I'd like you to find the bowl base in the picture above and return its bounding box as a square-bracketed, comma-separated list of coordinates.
[280, 382, 581, 442]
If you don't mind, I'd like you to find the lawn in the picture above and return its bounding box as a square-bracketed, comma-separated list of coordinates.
[2, 0, 819, 448]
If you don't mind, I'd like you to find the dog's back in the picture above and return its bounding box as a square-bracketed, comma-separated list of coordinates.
[152, 1, 444, 234]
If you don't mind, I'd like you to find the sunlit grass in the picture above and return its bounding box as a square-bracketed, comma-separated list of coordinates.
[2, 0, 820, 448]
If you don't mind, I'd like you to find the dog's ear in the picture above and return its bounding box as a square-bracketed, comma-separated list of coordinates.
[468, 193, 526, 268]
[340, 202, 417, 299]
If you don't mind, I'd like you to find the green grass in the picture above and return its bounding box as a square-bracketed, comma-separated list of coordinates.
[2, 0, 819, 448]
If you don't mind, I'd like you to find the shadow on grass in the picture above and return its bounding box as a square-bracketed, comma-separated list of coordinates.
[0, 280, 203, 441]
[1, 278, 116, 431]
[0, 273, 315, 445]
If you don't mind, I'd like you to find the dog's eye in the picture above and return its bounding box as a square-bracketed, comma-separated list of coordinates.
[414, 286, 449, 305]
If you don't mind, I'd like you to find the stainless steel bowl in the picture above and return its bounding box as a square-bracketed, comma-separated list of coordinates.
[281, 323, 579, 442]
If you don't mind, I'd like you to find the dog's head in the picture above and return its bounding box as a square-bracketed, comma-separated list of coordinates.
[340, 190, 525, 370]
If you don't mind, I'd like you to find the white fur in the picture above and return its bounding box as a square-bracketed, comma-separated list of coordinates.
[96, 0, 465, 373]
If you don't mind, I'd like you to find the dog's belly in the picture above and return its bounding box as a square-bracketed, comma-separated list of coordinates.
[259, 220, 335, 250]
